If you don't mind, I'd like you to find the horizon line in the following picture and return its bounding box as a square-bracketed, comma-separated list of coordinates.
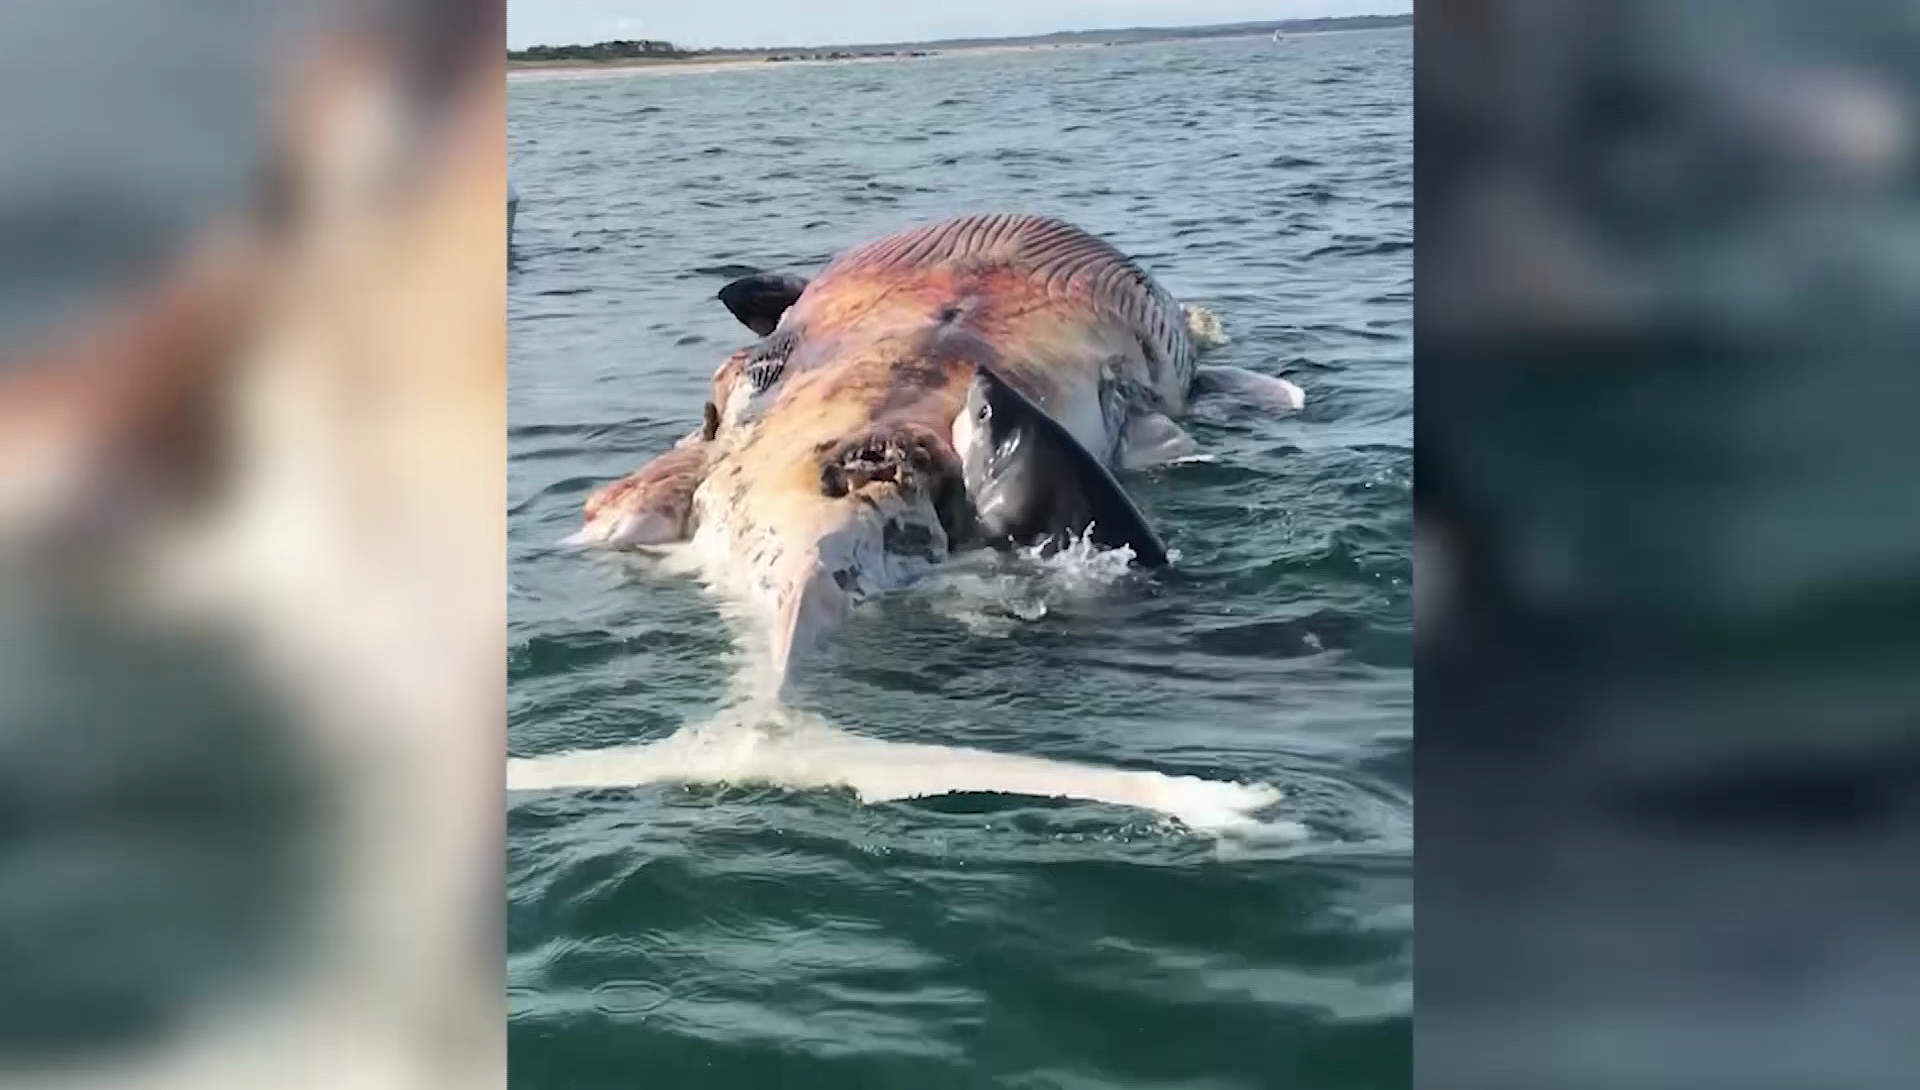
[506, 11, 1411, 56]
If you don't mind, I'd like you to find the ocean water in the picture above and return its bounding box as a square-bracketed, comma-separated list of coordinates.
[508, 29, 1411, 1090]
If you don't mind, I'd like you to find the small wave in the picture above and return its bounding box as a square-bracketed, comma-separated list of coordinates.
[508, 421, 608, 440]
[513, 475, 608, 509]
[509, 629, 652, 677]
[1306, 238, 1411, 259]
[1185, 613, 1356, 659]
[692, 263, 764, 278]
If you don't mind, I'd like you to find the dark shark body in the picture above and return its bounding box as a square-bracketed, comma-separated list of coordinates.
[956, 366, 1169, 567]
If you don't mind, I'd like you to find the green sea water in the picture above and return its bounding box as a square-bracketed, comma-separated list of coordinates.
[509, 28, 1410, 1089]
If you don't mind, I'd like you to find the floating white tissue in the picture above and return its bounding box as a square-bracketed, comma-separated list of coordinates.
[508, 700, 1297, 838]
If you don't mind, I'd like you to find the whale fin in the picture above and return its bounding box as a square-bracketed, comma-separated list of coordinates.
[571, 443, 707, 548]
[1120, 412, 1198, 469]
[1193, 364, 1306, 414]
[960, 367, 1170, 568]
[717, 272, 809, 337]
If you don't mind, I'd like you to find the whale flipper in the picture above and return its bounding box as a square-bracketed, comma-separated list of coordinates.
[717, 272, 809, 336]
[568, 442, 708, 548]
[1120, 412, 1198, 469]
[955, 366, 1169, 568]
[1193, 364, 1306, 414]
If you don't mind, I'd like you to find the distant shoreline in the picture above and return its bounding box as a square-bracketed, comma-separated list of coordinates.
[509, 41, 1090, 80]
[506, 16, 1410, 80]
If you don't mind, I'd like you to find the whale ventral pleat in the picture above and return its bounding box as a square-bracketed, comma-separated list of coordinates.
[744, 329, 797, 394]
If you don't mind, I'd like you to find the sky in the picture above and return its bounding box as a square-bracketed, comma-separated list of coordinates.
[507, 0, 1410, 52]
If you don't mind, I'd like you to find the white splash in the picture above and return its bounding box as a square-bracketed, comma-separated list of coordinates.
[1016, 529, 1144, 583]
[919, 532, 1159, 636]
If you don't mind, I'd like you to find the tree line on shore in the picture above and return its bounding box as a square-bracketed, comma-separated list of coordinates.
[506, 39, 937, 64]
[508, 40, 692, 63]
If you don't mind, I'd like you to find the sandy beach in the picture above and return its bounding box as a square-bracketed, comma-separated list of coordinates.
[507, 41, 1118, 82]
